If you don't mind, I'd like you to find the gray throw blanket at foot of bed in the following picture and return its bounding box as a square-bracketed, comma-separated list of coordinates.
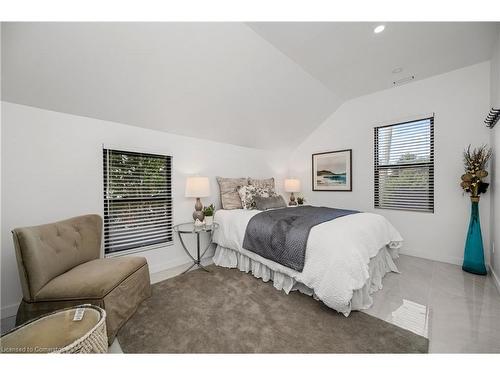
[242, 205, 359, 272]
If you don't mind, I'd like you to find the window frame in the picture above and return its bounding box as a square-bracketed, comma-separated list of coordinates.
[374, 116, 435, 213]
[102, 146, 174, 257]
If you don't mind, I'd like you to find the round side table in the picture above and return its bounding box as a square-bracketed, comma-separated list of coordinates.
[174, 222, 219, 274]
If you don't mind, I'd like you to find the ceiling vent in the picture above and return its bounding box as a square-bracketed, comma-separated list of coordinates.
[393, 75, 415, 86]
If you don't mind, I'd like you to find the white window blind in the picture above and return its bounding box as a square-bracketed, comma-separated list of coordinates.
[103, 148, 173, 255]
[374, 117, 434, 213]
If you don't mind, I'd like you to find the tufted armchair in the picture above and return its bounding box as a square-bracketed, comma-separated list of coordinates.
[11, 214, 151, 344]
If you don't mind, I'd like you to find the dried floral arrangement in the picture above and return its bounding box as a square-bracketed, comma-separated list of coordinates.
[460, 145, 492, 198]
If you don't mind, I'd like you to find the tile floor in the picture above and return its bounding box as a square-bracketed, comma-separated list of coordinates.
[364, 254, 500, 353]
[2, 254, 500, 353]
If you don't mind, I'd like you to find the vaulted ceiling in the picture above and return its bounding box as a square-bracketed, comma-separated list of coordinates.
[248, 22, 499, 100]
[2, 22, 498, 149]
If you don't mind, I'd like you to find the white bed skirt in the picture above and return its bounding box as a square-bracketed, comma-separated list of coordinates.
[213, 245, 400, 315]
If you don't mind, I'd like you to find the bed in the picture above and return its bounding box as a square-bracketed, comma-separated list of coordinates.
[212, 207, 403, 316]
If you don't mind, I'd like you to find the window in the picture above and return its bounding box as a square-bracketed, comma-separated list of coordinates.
[374, 117, 434, 213]
[103, 148, 173, 255]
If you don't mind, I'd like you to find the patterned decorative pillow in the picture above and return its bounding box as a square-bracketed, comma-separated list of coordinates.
[237, 185, 277, 209]
[216, 177, 248, 209]
[248, 177, 275, 190]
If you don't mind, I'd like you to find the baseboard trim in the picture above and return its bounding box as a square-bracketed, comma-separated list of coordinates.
[147, 247, 215, 274]
[147, 256, 193, 274]
[1, 302, 19, 319]
[489, 265, 500, 296]
[2, 255, 496, 316]
[0, 255, 215, 319]
[399, 249, 463, 266]
[150, 258, 214, 284]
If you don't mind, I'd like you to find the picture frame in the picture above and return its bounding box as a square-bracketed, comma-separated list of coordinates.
[312, 149, 352, 191]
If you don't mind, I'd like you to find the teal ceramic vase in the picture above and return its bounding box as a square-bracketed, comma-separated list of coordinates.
[462, 197, 487, 275]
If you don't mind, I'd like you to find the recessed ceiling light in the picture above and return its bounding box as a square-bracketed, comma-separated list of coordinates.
[392, 67, 403, 74]
[374, 25, 385, 34]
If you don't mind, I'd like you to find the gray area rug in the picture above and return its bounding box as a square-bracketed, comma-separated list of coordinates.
[117, 265, 429, 353]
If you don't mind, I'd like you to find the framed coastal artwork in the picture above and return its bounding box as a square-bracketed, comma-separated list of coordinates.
[312, 149, 352, 191]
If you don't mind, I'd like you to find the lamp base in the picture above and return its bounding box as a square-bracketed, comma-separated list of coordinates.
[289, 192, 298, 206]
[193, 197, 205, 222]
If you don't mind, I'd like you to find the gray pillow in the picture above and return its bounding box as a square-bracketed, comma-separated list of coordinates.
[254, 195, 287, 211]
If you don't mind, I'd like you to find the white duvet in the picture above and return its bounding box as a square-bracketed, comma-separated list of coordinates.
[212, 209, 403, 314]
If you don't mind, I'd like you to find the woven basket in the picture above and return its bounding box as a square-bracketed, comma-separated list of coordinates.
[1, 304, 108, 354]
[56, 305, 108, 353]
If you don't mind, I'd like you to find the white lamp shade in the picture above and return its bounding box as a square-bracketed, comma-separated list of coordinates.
[284, 178, 301, 193]
[185, 176, 210, 198]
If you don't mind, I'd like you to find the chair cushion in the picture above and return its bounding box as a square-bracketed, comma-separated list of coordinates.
[34, 257, 148, 301]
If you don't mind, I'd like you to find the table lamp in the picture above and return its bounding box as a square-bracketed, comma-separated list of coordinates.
[185, 176, 210, 221]
[284, 178, 301, 206]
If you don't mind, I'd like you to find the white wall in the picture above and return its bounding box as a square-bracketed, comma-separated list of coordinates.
[288, 62, 492, 266]
[1, 60, 496, 318]
[489, 29, 500, 288]
[0, 102, 284, 317]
